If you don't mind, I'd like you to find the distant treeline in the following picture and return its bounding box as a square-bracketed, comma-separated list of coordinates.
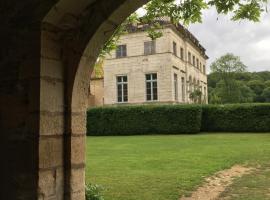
[208, 71, 270, 104]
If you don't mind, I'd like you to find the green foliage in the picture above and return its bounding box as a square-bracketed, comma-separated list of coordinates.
[87, 105, 202, 135]
[209, 53, 248, 104]
[87, 134, 270, 200]
[247, 79, 265, 95]
[85, 183, 104, 200]
[87, 104, 270, 135]
[100, 0, 269, 56]
[210, 53, 247, 76]
[189, 89, 203, 103]
[208, 71, 270, 103]
[265, 80, 270, 88]
[209, 92, 222, 104]
[201, 104, 270, 132]
[262, 87, 270, 102]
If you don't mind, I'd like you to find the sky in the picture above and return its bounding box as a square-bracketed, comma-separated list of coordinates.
[188, 8, 270, 72]
[138, 6, 270, 73]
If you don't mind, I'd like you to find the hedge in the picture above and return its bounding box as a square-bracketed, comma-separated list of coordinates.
[201, 103, 270, 132]
[87, 103, 270, 136]
[87, 105, 202, 135]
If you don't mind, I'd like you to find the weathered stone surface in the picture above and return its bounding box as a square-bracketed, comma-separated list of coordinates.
[1, 1, 149, 200]
[70, 168, 85, 193]
[71, 135, 85, 165]
[38, 168, 64, 200]
[39, 137, 64, 169]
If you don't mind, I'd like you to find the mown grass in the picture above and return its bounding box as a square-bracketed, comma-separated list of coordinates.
[86, 133, 270, 200]
[220, 163, 270, 200]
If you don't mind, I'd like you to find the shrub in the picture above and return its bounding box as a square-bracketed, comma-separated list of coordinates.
[87, 104, 202, 135]
[85, 183, 104, 200]
[201, 103, 270, 132]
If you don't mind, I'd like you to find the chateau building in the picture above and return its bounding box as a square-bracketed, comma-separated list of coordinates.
[90, 20, 208, 106]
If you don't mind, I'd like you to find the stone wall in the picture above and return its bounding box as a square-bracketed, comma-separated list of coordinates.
[0, 0, 149, 199]
[103, 27, 208, 105]
[89, 78, 104, 107]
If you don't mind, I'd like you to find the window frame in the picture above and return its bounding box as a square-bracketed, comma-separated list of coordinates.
[181, 77, 185, 102]
[116, 75, 128, 103]
[173, 41, 177, 56]
[145, 73, 158, 101]
[144, 40, 156, 55]
[180, 47, 184, 60]
[188, 52, 191, 64]
[174, 73, 178, 101]
[116, 44, 127, 58]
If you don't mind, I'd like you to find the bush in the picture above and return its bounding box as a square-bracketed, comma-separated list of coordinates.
[85, 183, 104, 200]
[87, 105, 202, 135]
[201, 103, 270, 132]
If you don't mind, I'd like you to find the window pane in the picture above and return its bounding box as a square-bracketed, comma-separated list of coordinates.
[123, 84, 128, 93]
[153, 87, 158, 100]
[173, 42, 177, 55]
[146, 74, 151, 80]
[123, 76, 127, 82]
[144, 42, 149, 55]
[152, 81, 157, 88]
[152, 73, 157, 80]
[116, 45, 127, 58]
[117, 77, 122, 82]
[146, 95, 152, 101]
[124, 95, 128, 102]
[122, 45, 127, 57]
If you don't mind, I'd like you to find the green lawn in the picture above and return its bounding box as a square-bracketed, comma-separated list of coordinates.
[220, 163, 270, 200]
[86, 133, 270, 200]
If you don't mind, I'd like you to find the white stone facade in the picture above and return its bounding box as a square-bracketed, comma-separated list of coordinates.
[103, 24, 208, 105]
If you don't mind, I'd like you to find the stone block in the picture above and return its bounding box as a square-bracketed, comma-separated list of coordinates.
[71, 136, 85, 165]
[39, 137, 64, 169]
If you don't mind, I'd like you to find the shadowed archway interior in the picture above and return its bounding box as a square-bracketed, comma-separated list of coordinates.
[1, 0, 148, 199]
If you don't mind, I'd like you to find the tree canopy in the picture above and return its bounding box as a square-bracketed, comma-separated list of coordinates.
[208, 67, 270, 104]
[100, 0, 269, 56]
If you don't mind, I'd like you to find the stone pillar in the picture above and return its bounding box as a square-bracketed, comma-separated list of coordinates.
[38, 24, 65, 200]
[0, 23, 41, 200]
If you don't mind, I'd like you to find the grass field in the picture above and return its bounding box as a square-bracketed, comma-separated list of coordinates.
[86, 133, 270, 200]
[220, 163, 270, 200]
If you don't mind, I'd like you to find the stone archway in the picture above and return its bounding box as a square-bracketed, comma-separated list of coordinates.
[1, 0, 148, 200]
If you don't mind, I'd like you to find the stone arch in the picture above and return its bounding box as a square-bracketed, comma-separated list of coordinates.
[1, 0, 149, 200]
[40, 0, 149, 200]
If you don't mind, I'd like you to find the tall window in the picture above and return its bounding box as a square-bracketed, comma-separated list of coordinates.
[200, 62, 202, 71]
[180, 48, 184, 60]
[116, 45, 127, 58]
[146, 73, 158, 101]
[204, 86, 207, 102]
[116, 75, 128, 103]
[174, 73, 178, 101]
[196, 58, 199, 68]
[203, 65, 206, 74]
[181, 77, 185, 102]
[188, 52, 191, 63]
[193, 55, 195, 66]
[144, 41, 156, 55]
[173, 42, 177, 56]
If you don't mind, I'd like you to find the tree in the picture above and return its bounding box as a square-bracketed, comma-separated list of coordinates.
[238, 82, 255, 103]
[247, 80, 265, 94]
[189, 89, 203, 104]
[100, 0, 269, 56]
[262, 87, 270, 102]
[210, 53, 247, 103]
[265, 80, 270, 88]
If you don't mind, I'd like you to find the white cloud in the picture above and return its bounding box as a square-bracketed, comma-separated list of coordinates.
[188, 8, 270, 72]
